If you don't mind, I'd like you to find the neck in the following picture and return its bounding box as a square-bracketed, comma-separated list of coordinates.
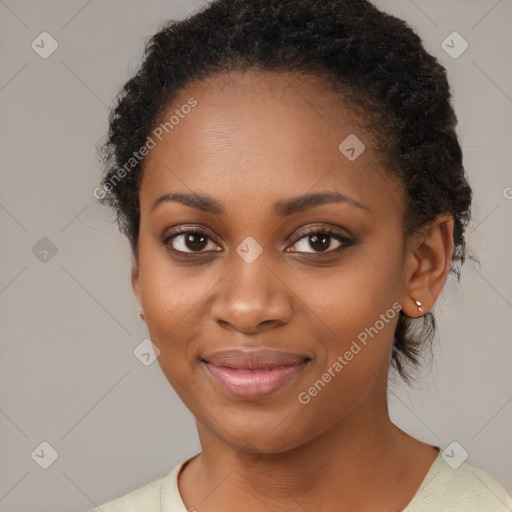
[179, 387, 434, 511]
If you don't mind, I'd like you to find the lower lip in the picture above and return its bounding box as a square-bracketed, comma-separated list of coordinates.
[203, 361, 309, 400]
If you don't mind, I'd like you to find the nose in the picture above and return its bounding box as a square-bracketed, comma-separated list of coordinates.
[210, 250, 294, 333]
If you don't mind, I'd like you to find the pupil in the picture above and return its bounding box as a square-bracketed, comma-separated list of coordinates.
[186, 233, 207, 251]
[310, 234, 329, 252]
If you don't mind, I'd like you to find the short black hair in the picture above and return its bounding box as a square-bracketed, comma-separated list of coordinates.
[97, 0, 473, 384]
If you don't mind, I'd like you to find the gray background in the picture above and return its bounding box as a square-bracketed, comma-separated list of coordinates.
[0, 0, 511, 511]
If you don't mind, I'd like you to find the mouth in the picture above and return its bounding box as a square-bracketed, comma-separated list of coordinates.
[201, 349, 311, 400]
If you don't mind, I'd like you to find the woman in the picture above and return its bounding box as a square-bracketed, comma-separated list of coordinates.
[92, 0, 511, 510]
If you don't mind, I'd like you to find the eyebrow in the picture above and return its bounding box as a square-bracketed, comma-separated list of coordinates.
[150, 191, 370, 216]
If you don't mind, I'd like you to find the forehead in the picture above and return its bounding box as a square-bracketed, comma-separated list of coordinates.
[139, 69, 402, 215]
[183, 69, 347, 111]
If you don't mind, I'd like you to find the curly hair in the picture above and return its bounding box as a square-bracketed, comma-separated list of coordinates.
[97, 0, 473, 384]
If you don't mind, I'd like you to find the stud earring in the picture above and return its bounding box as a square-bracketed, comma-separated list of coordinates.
[139, 309, 145, 322]
[414, 299, 423, 315]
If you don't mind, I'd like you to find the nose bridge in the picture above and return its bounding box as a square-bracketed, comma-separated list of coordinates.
[211, 244, 293, 331]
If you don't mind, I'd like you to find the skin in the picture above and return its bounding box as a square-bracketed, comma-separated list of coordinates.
[131, 69, 454, 511]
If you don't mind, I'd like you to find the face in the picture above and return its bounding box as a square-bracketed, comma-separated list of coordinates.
[132, 70, 410, 453]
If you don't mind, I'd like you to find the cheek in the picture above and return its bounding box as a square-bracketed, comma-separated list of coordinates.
[137, 239, 197, 352]
[299, 245, 402, 330]
[294, 242, 403, 379]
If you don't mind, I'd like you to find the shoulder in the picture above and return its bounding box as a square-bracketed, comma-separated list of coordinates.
[87, 455, 195, 512]
[405, 455, 512, 511]
[88, 476, 165, 512]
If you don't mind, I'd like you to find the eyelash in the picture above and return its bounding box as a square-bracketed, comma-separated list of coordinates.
[162, 227, 353, 257]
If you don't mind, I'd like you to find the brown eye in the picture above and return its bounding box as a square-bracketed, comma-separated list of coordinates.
[289, 229, 351, 254]
[165, 229, 220, 253]
[307, 233, 333, 252]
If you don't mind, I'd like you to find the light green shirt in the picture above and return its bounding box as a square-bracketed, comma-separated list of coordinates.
[91, 451, 512, 511]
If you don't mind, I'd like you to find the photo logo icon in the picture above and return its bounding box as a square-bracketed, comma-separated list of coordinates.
[134, 338, 160, 366]
[236, 236, 263, 264]
[32, 237, 58, 263]
[339, 134, 365, 161]
[441, 32, 468, 59]
[441, 441, 469, 469]
[31, 32, 59, 59]
[31, 441, 58, 469]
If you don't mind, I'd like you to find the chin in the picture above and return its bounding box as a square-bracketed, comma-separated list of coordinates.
[199, 407, 316, 455]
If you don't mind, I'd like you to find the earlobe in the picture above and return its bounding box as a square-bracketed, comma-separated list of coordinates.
[401, 214, 454, 318]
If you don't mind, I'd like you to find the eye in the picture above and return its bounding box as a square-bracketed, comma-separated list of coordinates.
[288, 228, 352, 254]
[162, 227, 352, 256]
[163, 229, 221, 254]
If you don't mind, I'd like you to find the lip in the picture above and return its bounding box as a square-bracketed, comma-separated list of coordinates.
[202, 349, 311, 400]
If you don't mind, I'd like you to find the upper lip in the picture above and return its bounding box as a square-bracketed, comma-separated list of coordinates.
[202, 349, 310, 370]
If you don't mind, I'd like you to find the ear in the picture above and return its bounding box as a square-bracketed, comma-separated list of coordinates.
[401, 214, 454, 318]
[131, 257, 142, 311]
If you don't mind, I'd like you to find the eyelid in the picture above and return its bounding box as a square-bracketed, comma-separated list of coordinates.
[162, 224, 352, 255]
[162, 226, 221, 254]
[163, 226, 217, 241]
[286, 227, 352, 254]
[291, 225, 351, 242]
